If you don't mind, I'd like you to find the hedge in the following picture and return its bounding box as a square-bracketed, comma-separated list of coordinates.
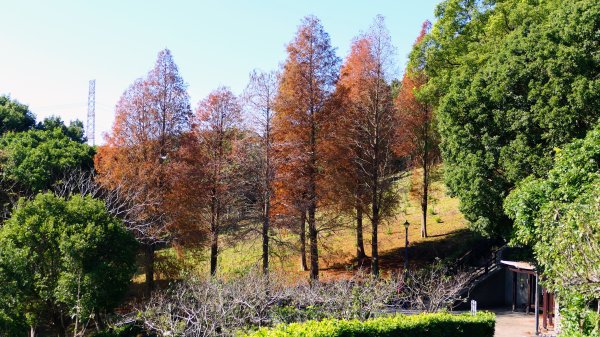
[244, 312, 495, 337]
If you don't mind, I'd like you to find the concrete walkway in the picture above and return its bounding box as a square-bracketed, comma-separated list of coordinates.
[493, 309, 555, 337]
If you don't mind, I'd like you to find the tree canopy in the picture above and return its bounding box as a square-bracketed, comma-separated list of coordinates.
[0, 128, 94, 192]
[273, 15, 340, 280]
[0, 193, 137, 336]
[36, 116, 86, 144]
[0, 96, 36, 135]
[415, 0, 600, 237]
[505, 124, 599, 298]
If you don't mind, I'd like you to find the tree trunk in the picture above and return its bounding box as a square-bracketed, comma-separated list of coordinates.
[371, 166, 380, 276]
[300, 210, 308, 271]
[210, 225, 218, 276]
[144, 243, 155, 296]
[262, 197, 270, 274]
[29, 326, 36, 337]
[421, 113, 430, 238]
[356, 205, 366, 259]
[95, 308, 104, 331]
[308, 109, 319, 281]
[53, 314, 66, 337]
[308, 202, 318, 281]
[210, 188, 219, 276]
[421, 163, 428, 238]
[371, 201, 379, 277]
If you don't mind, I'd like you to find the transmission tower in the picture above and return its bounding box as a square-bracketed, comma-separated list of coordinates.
[87, 79, 96, 146]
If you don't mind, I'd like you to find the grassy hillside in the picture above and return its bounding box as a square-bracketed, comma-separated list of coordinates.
[137, 166, 479, 284]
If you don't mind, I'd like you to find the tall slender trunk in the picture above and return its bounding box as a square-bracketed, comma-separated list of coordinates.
[210, 189, 219, 276]
[53, 314, 66, 337]
[421, 118, 430, 238]
[371, 189, 379, 277]
[371, 113, 380, 277]
[262, 197, 270, 274]
[144, 243, 155, 296]
[210, 228, 218, 276]
[308, 202, 318, 281]
[308, 113, 319, 281]
[356, 204, 366, 259]
[30, 326, 36, 337]
[421, 165, 428, 238]
[300, 210, 308, 271]
[95, 308, 104, 331]
[262, 125, 272, 275]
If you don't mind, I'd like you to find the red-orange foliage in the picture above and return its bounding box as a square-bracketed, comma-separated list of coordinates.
[334, 15, 398, 276]
[195, 86, 243, 276]
[94, 49, 193, 291]
[273, 15, 340, 280]
[395, 21, 440, 238]
[165, 132, 209, 248]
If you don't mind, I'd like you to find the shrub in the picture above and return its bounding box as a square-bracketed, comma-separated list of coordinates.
[0, 193, 137, 337]
[136, 270, 398, 336]
[559, 295, 600, 337]
[92, 324, 144, 337]
[244, 312, 495, 337]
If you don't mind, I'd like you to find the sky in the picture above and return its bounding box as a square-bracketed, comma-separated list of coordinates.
[0, 0, 441, 144]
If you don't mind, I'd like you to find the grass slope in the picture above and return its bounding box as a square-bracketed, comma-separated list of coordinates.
[136, 166, 479, 283]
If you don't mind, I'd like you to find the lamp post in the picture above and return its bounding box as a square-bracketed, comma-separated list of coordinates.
[403, 220, 410, 272]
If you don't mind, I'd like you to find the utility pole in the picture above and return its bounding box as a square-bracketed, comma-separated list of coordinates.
[87, 79, 96, 146]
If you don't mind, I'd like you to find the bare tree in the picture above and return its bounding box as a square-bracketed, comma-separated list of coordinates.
[336, 15, 398, 276]
[243, 69, 280, 274]
[195, 87, 244, 276]
[53, 169, 164, 242]
[397, 261, 473, 312]
[133, 270, 397, 336]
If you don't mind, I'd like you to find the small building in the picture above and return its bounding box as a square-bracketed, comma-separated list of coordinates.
[500, 260, 556, 332]
[464, 247, 558, 335]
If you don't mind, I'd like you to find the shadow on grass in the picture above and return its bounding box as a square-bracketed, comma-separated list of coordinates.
[325, 228, 482, 274]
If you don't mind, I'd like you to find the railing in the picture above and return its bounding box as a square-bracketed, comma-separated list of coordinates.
[454, 243, 506, 285]
[468, 245, 505, 283]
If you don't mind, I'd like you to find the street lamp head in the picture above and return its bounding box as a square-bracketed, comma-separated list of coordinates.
[403, 220, 410, 229]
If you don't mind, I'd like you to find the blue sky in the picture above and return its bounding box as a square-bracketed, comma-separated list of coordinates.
[0, 0, 441, 143]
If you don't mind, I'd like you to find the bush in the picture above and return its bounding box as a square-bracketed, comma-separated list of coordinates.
[559, 295, 600, 337]
[0, 193, 137, 336]
[136, 270, 398, 336]
[93, 324, 144, 337]
[244, 312, 495, 337]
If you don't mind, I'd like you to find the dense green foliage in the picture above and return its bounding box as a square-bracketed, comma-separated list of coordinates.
[415, 0, 600, 237]
[0, 128, 94, 192]
[244, 312, 495, 337]
[0, 96, 35, 135]
[559, 295, 600, 337]
[0, 193, 137, 336]
[36, 116, 86, 143]
[92, 325, 144, 337]
[505, 125, 599, 336]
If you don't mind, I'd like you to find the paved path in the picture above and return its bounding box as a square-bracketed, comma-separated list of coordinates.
[492, 309, 555, 337]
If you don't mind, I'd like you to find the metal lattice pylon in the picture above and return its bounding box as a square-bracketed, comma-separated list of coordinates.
[87, 79, 96, 146]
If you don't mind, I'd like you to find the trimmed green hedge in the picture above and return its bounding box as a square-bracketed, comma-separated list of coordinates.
[244, 312, 495, 337]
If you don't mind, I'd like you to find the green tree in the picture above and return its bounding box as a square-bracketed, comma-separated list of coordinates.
[36, 116, 86, 144]
[0, 193, 137, 337]
[0, 96, 35, 135]
[505, 125, 599, 335]
[0, 128, 94, 192]
[415, 0, 600, 237]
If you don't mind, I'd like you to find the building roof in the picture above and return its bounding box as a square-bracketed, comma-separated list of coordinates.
[500, 260, 536, 271]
